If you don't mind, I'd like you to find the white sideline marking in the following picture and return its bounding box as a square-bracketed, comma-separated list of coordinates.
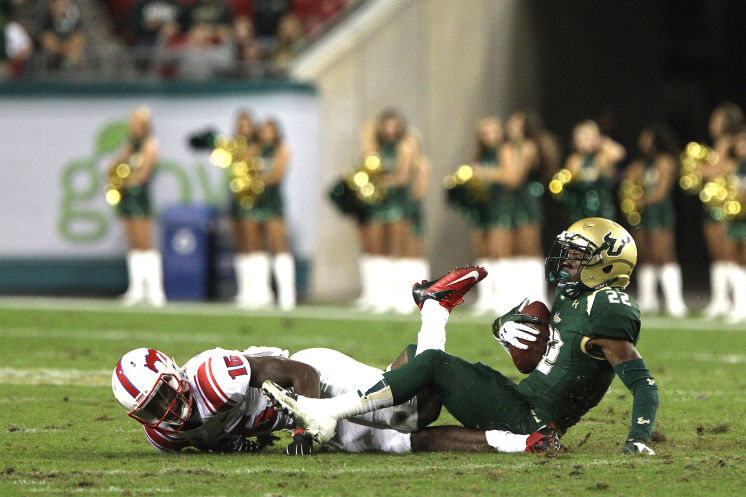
[0, 367, 110, 386]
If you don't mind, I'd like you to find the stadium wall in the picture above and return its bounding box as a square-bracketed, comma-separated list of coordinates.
[0, 81, 320, 295]
[291, 0, 540, 301]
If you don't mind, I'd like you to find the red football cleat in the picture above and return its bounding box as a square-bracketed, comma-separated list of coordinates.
[525, 423, 566, 453]
[412, 265, 487, 312]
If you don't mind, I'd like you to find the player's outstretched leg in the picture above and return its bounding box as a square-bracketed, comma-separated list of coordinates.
[263, 348, 454, 442]
[412, 265, 487, 312]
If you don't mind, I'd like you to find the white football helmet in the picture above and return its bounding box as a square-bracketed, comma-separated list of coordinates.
[112, 348, 193, 432]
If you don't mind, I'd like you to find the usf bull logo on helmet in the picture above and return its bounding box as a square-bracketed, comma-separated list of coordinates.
[546, 217, 637, 297]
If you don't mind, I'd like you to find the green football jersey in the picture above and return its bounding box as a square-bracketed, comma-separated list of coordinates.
[516, 286, 641, 431]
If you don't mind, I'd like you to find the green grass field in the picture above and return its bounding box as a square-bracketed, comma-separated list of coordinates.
[1, 298, 745, 496]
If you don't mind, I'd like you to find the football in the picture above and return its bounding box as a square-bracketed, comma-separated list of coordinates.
[509, 300, 551, 374]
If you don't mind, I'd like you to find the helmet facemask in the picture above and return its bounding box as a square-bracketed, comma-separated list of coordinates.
[545, 230, 603, 297]
[128, 371, 193, 433]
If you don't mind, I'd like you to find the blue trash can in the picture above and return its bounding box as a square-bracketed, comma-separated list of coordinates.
[161, 205, 218, 301]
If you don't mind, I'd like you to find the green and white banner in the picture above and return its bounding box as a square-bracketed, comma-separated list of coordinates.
[0, 82, 320, 258]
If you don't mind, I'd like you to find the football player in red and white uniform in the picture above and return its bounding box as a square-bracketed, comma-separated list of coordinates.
[112, 346, 322, 454]
[113, 266, 563, 456]
[113, 344, 430, 455]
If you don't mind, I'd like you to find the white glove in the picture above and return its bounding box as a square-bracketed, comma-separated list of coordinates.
[496, 321, 539, 352]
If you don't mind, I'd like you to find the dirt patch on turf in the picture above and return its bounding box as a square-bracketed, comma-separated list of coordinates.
[697, 423, 730, 435]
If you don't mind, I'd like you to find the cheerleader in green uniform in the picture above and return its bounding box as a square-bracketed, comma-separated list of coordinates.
[463, 117, 512, 314]
[500, 109, 560, 308]
[393, 129, 431, 314]
[564, 120, 625, 222]
[228, 111, 260, 308]
[626, 124, 687, 317]
[110, 106, 166, 307]
[356, 109, 416, 313]
[702, 102, 743, 317]
[232, 118, 295, 310]
[722, 128, 746, 323]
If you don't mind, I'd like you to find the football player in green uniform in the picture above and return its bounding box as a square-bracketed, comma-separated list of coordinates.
[263, 217, 658, 455]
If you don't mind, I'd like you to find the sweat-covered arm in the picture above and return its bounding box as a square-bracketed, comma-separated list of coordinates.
[245, 356, 320, 398]
[591, 337, 659, 454]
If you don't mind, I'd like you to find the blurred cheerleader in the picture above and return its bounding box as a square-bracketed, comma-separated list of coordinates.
[229, 111, 260, 307]
[626, 123, 687, 317]
[111, 106, 166, 307]
[563, 120, 625, 222]
[721, 128, 746, 323]
[230, 117, 296, 310]
[702, 102, 744, 317]
[356, 109, 417, 312]
[462, 117, 513, 314]
[393, 129, 431, 314]
[500, 108, 560, 307]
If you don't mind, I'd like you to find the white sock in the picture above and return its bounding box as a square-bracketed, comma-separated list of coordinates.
[705, 261, 731, 316]
[273, 252, 296, 310]
[472, 258, 493, 313]
[726, 261, 741, 307]
[497, 258, 528, 313]
[485, 430, 530, 452]
[356, 254, 373, 308]
[526, 256, 547, 305]
[247, 251, 273, 307]
[303, 380, 394, 420]
[370, 256, 394, 313]
[660, 263, 687, 317]
[141, 249, 166, 306]
[123, 250, 145, 303]
[234, 253, 252, 304]
[393, 258, 416, 314]
[727, 265, 746, 321]
[412, 258, 430, 284]
[415, 299, 450, 355]
[636, 264, 659, 312]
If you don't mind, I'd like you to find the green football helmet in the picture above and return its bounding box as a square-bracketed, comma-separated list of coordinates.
[546, 217, 637, 297]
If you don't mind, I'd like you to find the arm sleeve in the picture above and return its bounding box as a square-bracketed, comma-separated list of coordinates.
[614, 358, 659, 443]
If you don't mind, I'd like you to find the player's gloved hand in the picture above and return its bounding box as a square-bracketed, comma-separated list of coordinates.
[285, 429, 314, 456]
[622, 440, 655, 455]
[492, 298, 541, 336]
[221, 435, 262, 454]
[495, 321, 540, 353]
[492, 299, 541, 354]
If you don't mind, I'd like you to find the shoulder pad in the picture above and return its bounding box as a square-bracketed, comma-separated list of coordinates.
[191, 348, 251, 414]
[586, 288, 641, 343]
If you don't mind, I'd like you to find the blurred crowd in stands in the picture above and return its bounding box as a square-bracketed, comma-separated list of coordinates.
[0, 0, 357, 79]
